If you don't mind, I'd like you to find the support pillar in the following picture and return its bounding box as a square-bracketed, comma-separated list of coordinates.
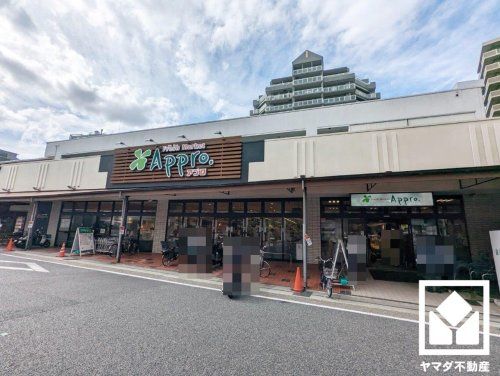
[116, 195, 128, 263]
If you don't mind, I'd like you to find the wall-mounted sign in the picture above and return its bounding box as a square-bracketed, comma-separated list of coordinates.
[111, 137, 242, 184]
[351, 192, 433, 207]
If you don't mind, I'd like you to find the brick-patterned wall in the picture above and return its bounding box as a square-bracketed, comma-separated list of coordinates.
[306, 194, 321, 263]
[47, 201, 62, 246]
[463, 193, 500, 262]
[152, 199, 169, 253]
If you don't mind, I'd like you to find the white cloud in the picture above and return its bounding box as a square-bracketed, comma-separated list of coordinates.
[0, 0, 498, 159]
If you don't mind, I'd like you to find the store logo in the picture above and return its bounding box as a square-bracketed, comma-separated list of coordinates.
[361, 194, 371, 203]
[129, 149, 151, 171]
[128, 146, 214, 177]
[419, 280, 489, 355]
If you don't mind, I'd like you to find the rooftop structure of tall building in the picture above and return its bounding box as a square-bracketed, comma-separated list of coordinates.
[478, 36, 500, 118]
[251, 50, 380, 116]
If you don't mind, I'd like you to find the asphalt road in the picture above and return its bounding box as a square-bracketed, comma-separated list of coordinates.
[0, 253, 498, 376]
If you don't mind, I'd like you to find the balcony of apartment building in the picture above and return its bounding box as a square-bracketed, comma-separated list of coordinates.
[489, 103, 500, 117]
[355, 89, 380, 101]
[486, 89, 500, 117]
[265, 77, 293, 94]
[292, 75, 323, 89]
[293, 97, 323, 109]
[293, 86, 323, 100]
[479, 48, 500, 78]
[354, 78, 376, 91]
[322, 83, 356, 97]
[265, 103, 293, 113]
[483, 62, 500, 81]
[292, 64, 323, 78]
[323, 72, 355, 86]
[323, 94, 356, 105]
[484, 75, 500, 99]
[265, 92, 293, 104]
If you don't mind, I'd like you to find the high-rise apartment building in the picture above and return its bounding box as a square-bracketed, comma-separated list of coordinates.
[251, 50, 380, 116]
[478, 37, 500, 118]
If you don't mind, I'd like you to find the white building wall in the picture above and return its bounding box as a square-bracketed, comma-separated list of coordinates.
[0, 156, 108, 193]
[248, 118, 500, 182]
[44, 88, 485, 158]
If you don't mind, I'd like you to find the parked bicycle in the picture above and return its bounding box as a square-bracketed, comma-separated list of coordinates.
[317, 256, 335, 298]
[259, 245, 271, 278]
[161, 240, 179, 266]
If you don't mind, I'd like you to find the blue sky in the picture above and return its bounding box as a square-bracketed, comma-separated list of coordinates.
[0, 0, 499, 159]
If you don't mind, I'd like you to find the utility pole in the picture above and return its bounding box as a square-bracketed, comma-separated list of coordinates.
[116, 195, 128, 263]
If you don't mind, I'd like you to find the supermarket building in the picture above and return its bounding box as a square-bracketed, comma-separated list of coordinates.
[1, 82, 499, 283]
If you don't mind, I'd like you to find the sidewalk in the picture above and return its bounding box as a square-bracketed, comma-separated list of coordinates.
[2, 247, 500, 332]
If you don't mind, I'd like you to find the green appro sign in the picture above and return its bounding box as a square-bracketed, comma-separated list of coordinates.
[351, 193, 433, 207]
[129, 142, 214, 178]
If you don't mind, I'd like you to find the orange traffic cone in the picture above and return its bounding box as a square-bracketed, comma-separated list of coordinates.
[58, 243, 66, 257]
[292, 266, 304, 293]
[5, 238, 14, 252]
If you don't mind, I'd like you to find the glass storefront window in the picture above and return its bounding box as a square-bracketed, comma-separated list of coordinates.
[111, 216, 121, 237]
[74, 202, 86, 212]
[139, 216, 155, 241]
[216, 202, 229, 213]
[169, 202, 183, 213]
[127, 216, 141, 238]
[284, 217, 302, 260]
[59, 214, 71, 231]
[184, 202, 199, 213]
[263, 217, 282, 259]
[247, 201, 262, 214]
[142, 201, 157, 213]
[96, 216, 111, 236]
[86, 202, 99, 212]
[167, 216, 182, 239]
[284, 201, 302, 215]
[185, 217, 199, 228]
[231, 201, 244, 213]
[128, 201, 142, 213]
[100, 202, 113, 212]
[201, 201, 214, 213]
[265, 201, 282, 214]
[114, 201, 123, 213]
[436, 197, 462, 214]
[246, 217, 261, 238]
[321, 199, 341, 214]
[320, 218, 342, 259]
[62, 202, 73, 212]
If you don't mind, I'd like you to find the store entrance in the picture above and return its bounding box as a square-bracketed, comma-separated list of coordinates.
[366, 219, 413, 269]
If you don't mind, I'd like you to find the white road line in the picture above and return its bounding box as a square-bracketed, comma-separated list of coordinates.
[26, 262, 49, 273]
[0, 259, 49, 272]
[0, 266, 33, 271]
[2, 253, 500, 339]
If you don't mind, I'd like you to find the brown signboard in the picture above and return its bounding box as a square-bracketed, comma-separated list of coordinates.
[111, 137, 242, 184]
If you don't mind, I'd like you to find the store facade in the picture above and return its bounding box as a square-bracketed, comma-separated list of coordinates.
[0, 87, 499, 286]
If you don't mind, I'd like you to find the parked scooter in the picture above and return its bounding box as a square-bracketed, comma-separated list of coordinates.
[14, 234, 28, 248]
[212, 235, 224, 268]
[33, 230, 51, 248]
[13, 229, 51, 248]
